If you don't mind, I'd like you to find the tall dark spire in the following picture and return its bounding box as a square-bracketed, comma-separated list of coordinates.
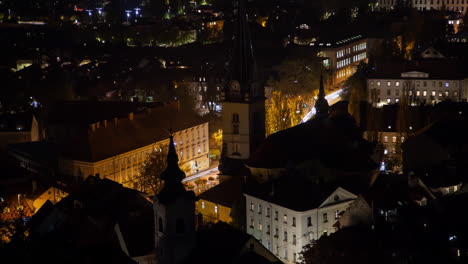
[157, 134, 191, 204]
[314, 75, 329, 118]
[230, 0, 258, 96]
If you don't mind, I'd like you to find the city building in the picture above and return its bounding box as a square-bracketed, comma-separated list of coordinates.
[245, 184, 357, 264]
[367, 60, 468, 106]
[376, 0, 468, 13]
[243, 78, 379, 263]
[153, 129, 281, 264]
[47, 101, 209, 189]
[313, 35, 368, 86]
[0, 112, 41, 153]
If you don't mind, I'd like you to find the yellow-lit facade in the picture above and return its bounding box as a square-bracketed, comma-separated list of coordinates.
[196, 199, 232, 224]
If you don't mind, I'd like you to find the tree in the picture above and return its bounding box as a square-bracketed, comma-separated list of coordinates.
[265, 90, 303, 135]
[136, 147, 168, 196]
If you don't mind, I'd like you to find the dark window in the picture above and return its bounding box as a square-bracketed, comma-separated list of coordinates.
[176, 218, 185, 234]
[307, 216, 312, 227]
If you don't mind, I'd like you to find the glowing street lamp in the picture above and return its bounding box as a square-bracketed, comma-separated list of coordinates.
[125, 10, 131, 23]
[86, 9, 92, 16]
[96, 7, 102, 15]
[134, 8, 141, 17]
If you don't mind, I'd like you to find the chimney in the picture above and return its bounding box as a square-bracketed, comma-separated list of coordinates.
[90, 123, 96, 131]
[128, 112, 134, 120]
[114, 117, 118, 126]
[103, 120, 108, 127]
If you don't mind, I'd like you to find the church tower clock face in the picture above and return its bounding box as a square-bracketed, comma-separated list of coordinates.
[229, 80, 241, 96]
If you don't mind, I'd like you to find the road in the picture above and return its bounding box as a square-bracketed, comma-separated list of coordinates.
[299, 88, 345, 124]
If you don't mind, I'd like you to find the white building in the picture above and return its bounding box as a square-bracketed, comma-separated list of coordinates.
[376, 0, 468, 13]
[368, 71, 468, 106]
[245, 187, 357, 264]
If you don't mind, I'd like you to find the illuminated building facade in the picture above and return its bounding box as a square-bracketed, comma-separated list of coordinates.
[376, 0, 468, 13]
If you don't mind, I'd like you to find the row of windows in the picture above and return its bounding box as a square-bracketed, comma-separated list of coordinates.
[383, 136, 405, 143]
[380, 0, 467, 4]
[353, 52, 367, 62]
[337, 68, 352, 79]
[374, 88, 457, 97]
[353, 43, 366, 52]
[200, 202, 219, 214]
[371, 80, 458, 88]
[336, 49, 350, 58]
[337, 58, 351, 69]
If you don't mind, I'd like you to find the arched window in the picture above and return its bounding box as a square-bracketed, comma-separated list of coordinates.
[158, 217, 164, 232]
[176, 218, 185, 234]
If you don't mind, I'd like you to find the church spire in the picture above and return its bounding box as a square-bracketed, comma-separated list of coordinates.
[157, 133, 191, 204]
[314, 75, 329, 118]
[227, 0, 259, 100]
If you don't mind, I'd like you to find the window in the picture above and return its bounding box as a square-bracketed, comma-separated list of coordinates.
[423, 81, 427, 87]
[416, 90, 420, 96]
[439, 82, 442, 87]
[258, 223, 263, 231]
[370, 81, 374, 86]
[250, 218, 254, 228]
[445, 82, 449, 87]
[392, 136, 397, 143]
[293, 252, 297, 262]
[445, 90, 449, 97]
[396, 81, 400, 86]
[323, 213, 328, 223]
[423, 90, 427, 96]
[293, 234, 297, 245]
[335, 210, 340, 220]
[401, 137, 405, 142]
[250, 202, 254, 211]
[377, 81, 381, 86]
[214, 205, 218, 214]
[274, 211, 278, 220]
[284, 248, 288, 260]
[283, 214, 288, 224]
[396, 89, 400, 96]
[267, 225, 270, 234]
[176, 218, 185, 234]
[284, 231, 288, 241]
[432, 90, 436, 96]
[258, 204, 262, 214]
[387, 89, 391, 96]
[266, 208, 270, 217]
[292, 217, 296, 227]
[201, 201, 205, 209]
[232, 123, 239, 134]
[307, 217, 312, 227]
[275, 227, 279, 237]
[387, 81, 391, 86]
[384, 136, 388, 143]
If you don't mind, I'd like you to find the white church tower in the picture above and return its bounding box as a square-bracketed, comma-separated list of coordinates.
[154, 134, 197, 264]
[221, 0, 265, 162]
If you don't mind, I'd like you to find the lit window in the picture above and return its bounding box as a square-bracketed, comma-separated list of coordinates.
[395, 99, 399, 103]
[201, 202, 205, 209]
[370, 81, 374, 86]
[396, 81, 400, 86]
[377, 81, 381, 86]
[214, 205, 218, 214]
[250, 202, 254, 211]
[335, 210, 340, 220]
[401, 137, 405, 142]
[387, 98, 391, 103]
[258, 223, 262, 231]
[445, 90, 449, 97]
[416, 90, 420, 96]
[445, 82, 449, 87]
[283, 214, 288, 223]
[392, 136, 397, 143]
[387, 81, 391, 86]
[384, 136, 388, 142]
[423, 90, 427, 96]
[432, 90, 436, 96]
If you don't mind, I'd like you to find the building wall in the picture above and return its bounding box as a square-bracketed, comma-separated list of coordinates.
[59, 123, 210, 190]
[221, 102, 253, 159]
[376, 0, 468, 13]
[317, 38, 367, 86]
[367, 78, 465, 106]
[245, 192, 355, 264]
[196, 199, 232, 224]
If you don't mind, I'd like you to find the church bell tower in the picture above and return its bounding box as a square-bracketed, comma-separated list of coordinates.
[221, 0, 265, 161]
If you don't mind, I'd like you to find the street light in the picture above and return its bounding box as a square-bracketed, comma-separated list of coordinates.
[125, 10, 131, 23]
[86, 9, 92, 16]
[134, 8, 141, 17]
[96, 8, 102, 15]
